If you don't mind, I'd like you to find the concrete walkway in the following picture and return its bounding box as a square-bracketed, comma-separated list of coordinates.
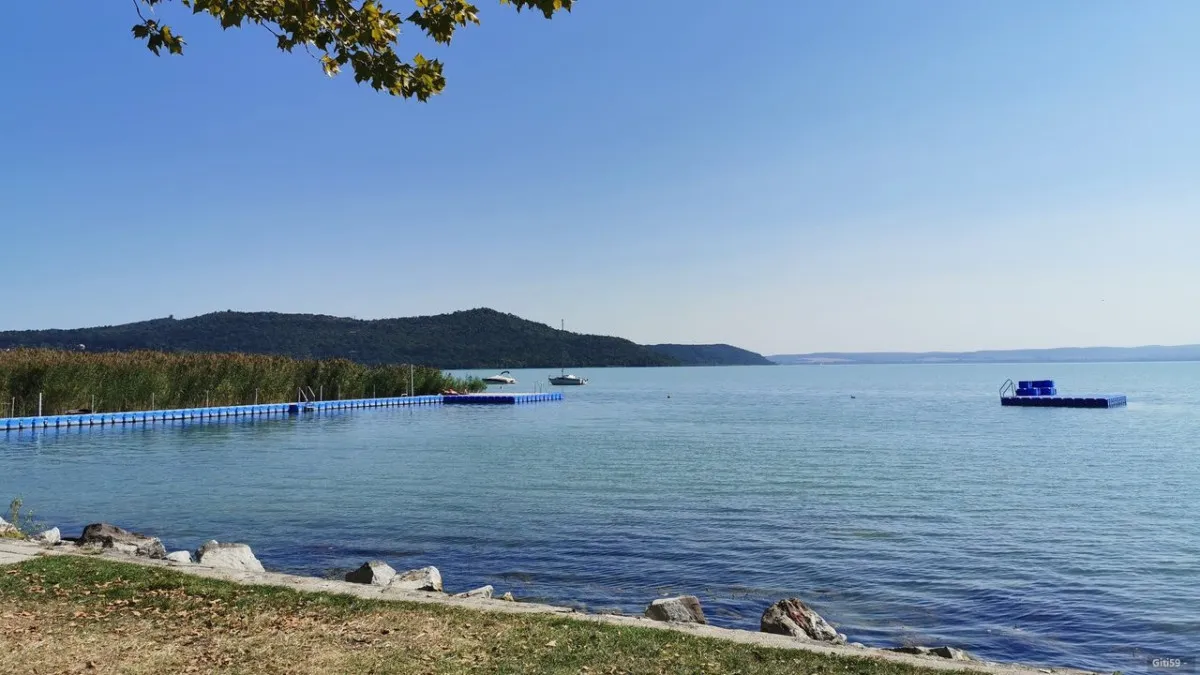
[0, 538, 1093, 675]
[0, 539, 36, 565]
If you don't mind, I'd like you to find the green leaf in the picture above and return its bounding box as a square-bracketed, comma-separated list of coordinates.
[127, 0, 571, 97]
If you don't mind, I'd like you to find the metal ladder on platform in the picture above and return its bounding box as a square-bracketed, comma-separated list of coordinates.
[296, 386, 318, 411]
[999, 379, 1015, 399]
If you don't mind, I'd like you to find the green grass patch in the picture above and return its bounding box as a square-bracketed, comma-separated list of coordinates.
[0, 556, 969, 675]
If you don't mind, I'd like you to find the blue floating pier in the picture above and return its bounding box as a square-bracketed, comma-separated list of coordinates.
[443, 392, 564, 405]
[1000, 379, 1126, 408]
[1, 392, 562, 433]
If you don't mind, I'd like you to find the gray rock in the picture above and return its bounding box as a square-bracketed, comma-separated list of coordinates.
[931, 646, 972, 661]
[345, 560, 397, 586]
[78, 523, 166, 558]
[760, 598, 844, 643]
[110, 542, 140, 556]
[888, 645, 973, 661]
[453, 585, 494, 599]
[195, 541, 264, 572]
[387, 566, 442, 592]
[33, 527, 60, 545]
[165, 550, 193, 564]
[644, 595, 707, 624]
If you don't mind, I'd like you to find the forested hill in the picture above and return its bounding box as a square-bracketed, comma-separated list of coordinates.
[0, 309, 762, 369]
[648, 344, 774, 366]
[0, 310, 671, 368]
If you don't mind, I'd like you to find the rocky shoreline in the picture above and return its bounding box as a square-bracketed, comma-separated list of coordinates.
[0, 515, 1094, 675]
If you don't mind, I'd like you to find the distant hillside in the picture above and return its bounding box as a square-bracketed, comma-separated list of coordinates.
[0, 309, 676, 369]
[648, 344, 774, 366]
[770, 344, 1200, 365]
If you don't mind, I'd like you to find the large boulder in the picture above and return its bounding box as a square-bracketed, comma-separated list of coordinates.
[889, 646, 973, 661]
[453, 585, 494, 599]
[760, 598, 844, 644]
[644, 595, 707, 624]
[386, 566, 442, 592]
[77, 523, 166, 558]
[33, 527, 61, 545]
[195, 541, 264, 572]
[345, 560, 397, 586]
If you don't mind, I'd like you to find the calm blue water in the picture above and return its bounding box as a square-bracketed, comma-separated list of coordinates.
[2, 364, 1198, 672]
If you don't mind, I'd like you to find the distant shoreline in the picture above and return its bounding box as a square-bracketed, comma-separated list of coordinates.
[769, 345, 1200, 366]
[771, 358, 1200, 365]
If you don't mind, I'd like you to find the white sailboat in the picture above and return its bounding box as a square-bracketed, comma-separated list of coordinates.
[549, 373, 587, 386]
[549, 320, 588, 386]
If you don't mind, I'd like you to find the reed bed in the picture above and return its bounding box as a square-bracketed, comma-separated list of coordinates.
[0, 349, 484, 416]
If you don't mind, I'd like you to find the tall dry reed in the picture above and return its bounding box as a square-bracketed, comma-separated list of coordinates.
[0, 349, 483, 415]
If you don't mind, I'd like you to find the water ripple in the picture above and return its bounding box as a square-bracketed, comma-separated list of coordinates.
[2, 363, 1198, 673]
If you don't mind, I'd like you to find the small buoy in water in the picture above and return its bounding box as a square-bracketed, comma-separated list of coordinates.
[667, 394, 671, 399]
[850, 395, 856, 399]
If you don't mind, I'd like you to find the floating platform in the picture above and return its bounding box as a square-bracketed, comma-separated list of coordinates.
[1001, 394, 1127, 408]
[443, 392, 563, 405]
[1, 392, 561, 432]
[999, 379, 1126, 408]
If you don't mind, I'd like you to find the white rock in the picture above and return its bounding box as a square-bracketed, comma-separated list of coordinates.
[387, 566, 442, 592]
[165, 550, 193, 564]
[500, 592, 515, 602]
[195, 540, 264, 573]
[453, 585, 494, 599]
[0, 516, 20, 538]
[33, 527, 60, 545]
[644, 596, 707, 624]
[345, 560, 396, 586]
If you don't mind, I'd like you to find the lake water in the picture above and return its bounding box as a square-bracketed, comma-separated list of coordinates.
[2, 363, 1198, 672]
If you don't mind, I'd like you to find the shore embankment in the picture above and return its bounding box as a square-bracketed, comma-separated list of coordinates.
[0, 521, 1097, 675]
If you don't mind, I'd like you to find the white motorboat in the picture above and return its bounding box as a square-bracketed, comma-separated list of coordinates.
[483, 370, 516, 385]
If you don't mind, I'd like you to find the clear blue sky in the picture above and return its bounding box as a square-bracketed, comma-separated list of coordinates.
[3, 1, 1198, 354]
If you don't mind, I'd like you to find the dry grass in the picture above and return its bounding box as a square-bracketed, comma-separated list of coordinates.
[0, 557, 963, 675]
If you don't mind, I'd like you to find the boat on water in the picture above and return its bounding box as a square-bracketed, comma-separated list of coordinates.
[549, 319, 588, 386]
[483, 370, 516, 385]
[549, 373, 587, 386]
